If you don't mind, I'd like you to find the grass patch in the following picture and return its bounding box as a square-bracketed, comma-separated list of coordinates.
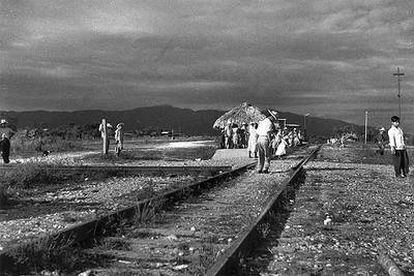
[187, 237, 218, 275]
[0, 162, 69, 189]
[98, 237, 131, 251]
[12, 133, 85, 156]
[82, 151, 140, 163]
[4, 236, 109, 275]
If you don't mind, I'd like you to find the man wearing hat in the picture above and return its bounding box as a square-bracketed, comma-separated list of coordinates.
[255, 110, 278, 173]
[375, 127, 387, 155]
[0, 119, 16, 140]
[115, 123, 125, 156]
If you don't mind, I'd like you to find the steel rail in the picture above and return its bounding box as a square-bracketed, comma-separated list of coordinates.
[0, 165, 233, 177]
[378, 252, 406, 276]
[207, 145, 321, 276]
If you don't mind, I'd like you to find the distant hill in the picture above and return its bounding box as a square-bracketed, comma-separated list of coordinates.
[0, 105, 366, 139]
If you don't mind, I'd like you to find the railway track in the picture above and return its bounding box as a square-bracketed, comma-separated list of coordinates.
[0, 145, 316, 275]
[208, 145, 321, 276]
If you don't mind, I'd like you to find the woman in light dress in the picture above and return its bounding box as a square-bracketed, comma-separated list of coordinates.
[271, 129, 283, 155]
[114, 123, 125, 156]
[232, 123, 240, 149]
[275, 131, 288, 158]
[292, 128, 300, 147]
[247, 122, 258, 158]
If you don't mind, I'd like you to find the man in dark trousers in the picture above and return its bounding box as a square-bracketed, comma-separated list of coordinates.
[0, 133, 11, 164]
[256, 110, 278, 173]
[388, 116, 409, 178]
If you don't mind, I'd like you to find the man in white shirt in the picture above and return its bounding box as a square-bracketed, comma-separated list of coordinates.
[388, 116, 409, 178]
[256, 110, 278, 173]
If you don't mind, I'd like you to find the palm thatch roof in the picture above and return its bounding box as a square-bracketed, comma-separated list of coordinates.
[213, 102, 266, 129]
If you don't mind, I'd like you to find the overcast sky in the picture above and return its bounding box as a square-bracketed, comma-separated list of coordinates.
[1, 0, 414, 130]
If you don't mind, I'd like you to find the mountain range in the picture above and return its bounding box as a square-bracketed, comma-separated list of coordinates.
[1, 105, 368, 139]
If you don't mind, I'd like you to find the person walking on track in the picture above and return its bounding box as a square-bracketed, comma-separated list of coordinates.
[256, 110, 278, 173]
[388, 116, 409, 178]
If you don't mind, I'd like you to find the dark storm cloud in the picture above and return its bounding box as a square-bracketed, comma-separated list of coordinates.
[1, 0, 414, 130]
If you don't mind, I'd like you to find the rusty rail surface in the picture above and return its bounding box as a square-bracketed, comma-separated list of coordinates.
[207, 145, 321, 276]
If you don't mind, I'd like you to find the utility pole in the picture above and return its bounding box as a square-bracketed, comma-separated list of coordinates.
[393, 67, 405, 119]
[102, 118, 108, 154]
[364, 110, 368, 144]
[303, 113, 311, 142]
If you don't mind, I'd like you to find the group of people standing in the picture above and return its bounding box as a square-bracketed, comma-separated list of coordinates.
[222, 121, 249, 149]
[221, 113, 410, 178]
[248, 123, 303, 159]
[221, 110, 304, 174]
[252, 110, 305, 173]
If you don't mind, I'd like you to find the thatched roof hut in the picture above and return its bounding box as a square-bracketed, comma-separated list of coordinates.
[213, 102, 266, 129]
